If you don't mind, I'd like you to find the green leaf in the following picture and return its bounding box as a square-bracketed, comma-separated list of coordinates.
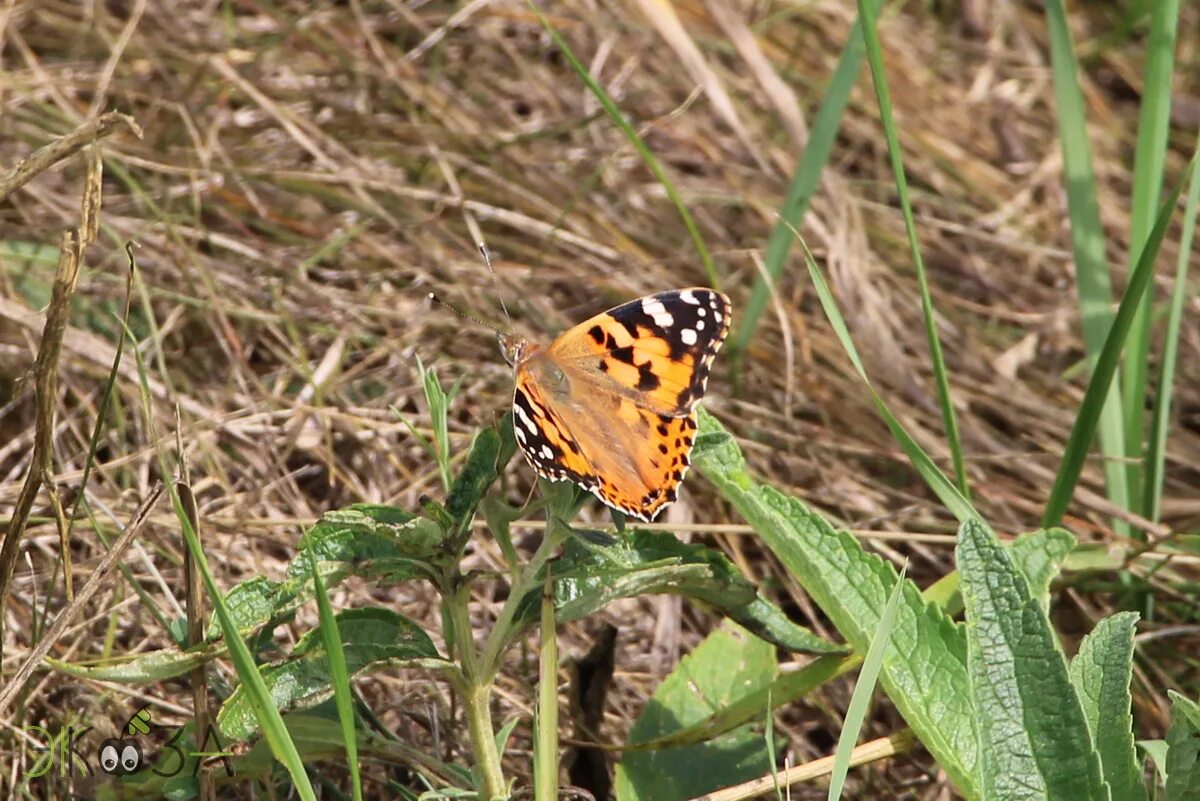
[1009, 528, 1077, 612]
[1165, 692, 1200, 800]
[297, 505, 440, 584]
[444, 427, 502, 549]
[523, 528, 839, 654]
[957, 519, 1106, 801]
[218, 608, 441, 742]
[45, 643, 225, 683]
[615, 621, 777, 801]
[1069, 612, 1145, 801]
[417, 355, 455, 492]
[693, 409, 979, 799]
[1139, 739, 1169, 785]
[622, 653, 854, 752]
[205, 576, 295, 640]
[733, 0, 879, 362]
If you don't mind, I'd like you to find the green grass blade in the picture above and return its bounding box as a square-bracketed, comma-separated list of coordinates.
[66, 243, 136, 542]
[1043, 159, 1193, 528]
[417, 355, 453, 493]
[1043, 0, 1130, 530]
[1144, 128, 1200, 522]
[827, 563, 907, 800]
[530, 2, 718, 288]
[533, 568, 559, 801]
[733, 0, 880, 361]
[800, 239, 978, 523]
[855, 0, 968, 498]
[122, 321, 318, 801]
[308, 550, 363, 801]
[1121, 0, 1180, 511]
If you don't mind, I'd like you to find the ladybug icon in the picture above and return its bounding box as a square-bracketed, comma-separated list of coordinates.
[98, 737, 142, 775]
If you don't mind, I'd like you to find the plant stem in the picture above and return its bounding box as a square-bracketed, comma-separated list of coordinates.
[464, 679, 507, 800]
[480, 521, 567, 676]
[445, 574, 509, 799]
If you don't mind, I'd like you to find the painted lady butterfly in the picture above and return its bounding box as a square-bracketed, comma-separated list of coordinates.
[500, 288, 731, 521]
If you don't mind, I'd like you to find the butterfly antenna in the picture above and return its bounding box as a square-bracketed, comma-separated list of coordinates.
[478, 242, 511, 324]
[427, 292, 505, 335]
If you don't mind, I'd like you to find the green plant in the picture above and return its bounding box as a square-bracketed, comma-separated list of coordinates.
[59, 372, 837, 798]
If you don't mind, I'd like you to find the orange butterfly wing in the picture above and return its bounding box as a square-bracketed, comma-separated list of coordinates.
[510, 289, 730, 520]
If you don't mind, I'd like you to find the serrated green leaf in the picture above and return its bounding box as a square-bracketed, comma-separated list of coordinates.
[218, 608, 440, 741]
[296, 505, 439, 584]
[693, 408, 978, 799]
[205, 576, 295, 640]
[958, 519, 1106, 801]
[516, 529, 838, 654]
[1165, 692, 1200, 801]
[1010, 528, 1077, 612]
[1069, 612, 1144, 801]
[615, 621, 777, 801]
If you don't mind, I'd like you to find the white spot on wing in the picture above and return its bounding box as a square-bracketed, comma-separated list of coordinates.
[514, 401, 538, 435]
[679, 289, 700, 305]
[680, 328, 698, 346]
[642, 298, 674, 328]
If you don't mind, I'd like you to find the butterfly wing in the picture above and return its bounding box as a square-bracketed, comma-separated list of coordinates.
[513, 372, 698, 520]
[544, 288, 731, 416]
[509, 288, 730, 520]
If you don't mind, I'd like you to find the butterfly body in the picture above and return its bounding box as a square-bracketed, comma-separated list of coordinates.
[503, 288, 731, 521]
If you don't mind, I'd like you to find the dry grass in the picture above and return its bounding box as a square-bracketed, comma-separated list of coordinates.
[1, 0, 1198, 798]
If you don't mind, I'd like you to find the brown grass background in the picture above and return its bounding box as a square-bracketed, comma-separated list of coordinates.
[1, 0, 1199, 798]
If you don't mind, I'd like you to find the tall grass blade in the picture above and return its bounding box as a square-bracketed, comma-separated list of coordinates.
[800, 239, 978, 523]
[854, 0, 968, 497]
[309, 550, 364, 801]
[531, 2, 719, 288]
[1144, 129, 1200, 521]
[533, 568, 559, 801]
[122, 321, 318, 801]
[1043, 160, 1192, 528]
[1043, 0, 1130, 532]
[1121, 0, 1180, 510]
[733, 0, 881, 362]
[827, 564, 907, 800]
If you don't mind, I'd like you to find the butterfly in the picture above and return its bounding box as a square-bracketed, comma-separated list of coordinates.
[499, 288, 731, 521]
